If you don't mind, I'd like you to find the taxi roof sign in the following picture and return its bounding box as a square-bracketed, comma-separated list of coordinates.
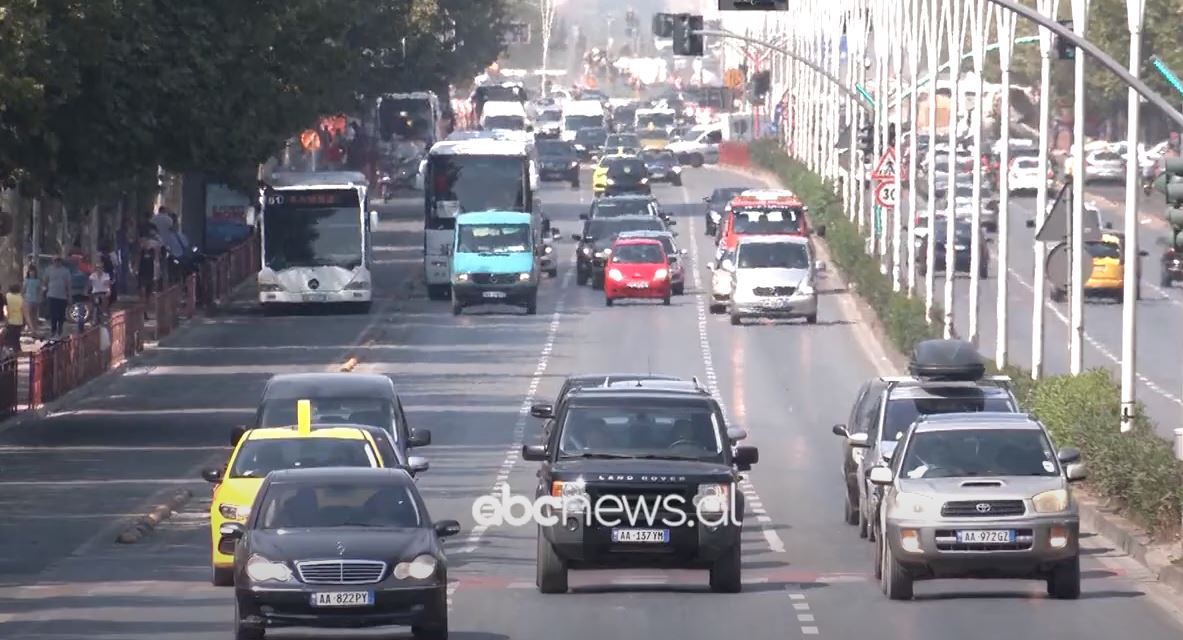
[296, 399, 311, 434]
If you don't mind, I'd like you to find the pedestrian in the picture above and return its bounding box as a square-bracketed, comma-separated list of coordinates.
[87, 261, 111, 324]
[4, 284, 23, 352]
[44, 257, 71, 338]
[99, 245, 118, 304]
[138, 229, 158, 320]
[22, 265, 41, 339]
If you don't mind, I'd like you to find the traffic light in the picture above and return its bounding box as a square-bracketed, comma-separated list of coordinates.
[750, 70, 770, 98]
[672, 14, 704, 56]
[1055, 20, 1075, 61]
[1166, 158, 1183, 249]
[857, 123, 874, 157]
[653, 13, 676, 38]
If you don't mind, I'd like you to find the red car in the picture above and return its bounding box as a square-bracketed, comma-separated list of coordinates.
[603, 238, 672, 306]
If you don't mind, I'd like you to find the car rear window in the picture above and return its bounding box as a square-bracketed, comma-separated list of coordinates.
[881, 394, 1014, 442]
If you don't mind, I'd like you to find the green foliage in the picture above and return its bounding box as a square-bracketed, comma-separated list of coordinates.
[0, 0, 511, 198]
[749, 138, 1183, 535]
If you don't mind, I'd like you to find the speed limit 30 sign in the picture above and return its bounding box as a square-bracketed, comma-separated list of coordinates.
[874, 181, 897, 208]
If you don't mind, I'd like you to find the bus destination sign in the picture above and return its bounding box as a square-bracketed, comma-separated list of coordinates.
[266, 190, 359, 208]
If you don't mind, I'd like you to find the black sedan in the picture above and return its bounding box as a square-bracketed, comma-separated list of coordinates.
[535, 140, 580, 187]
[702, 186, 752, 236]
[639, 149, 683, 186]
[602, 156, 651, 197]
[222, 467, 460, 640]
[915, 218, 989, 279]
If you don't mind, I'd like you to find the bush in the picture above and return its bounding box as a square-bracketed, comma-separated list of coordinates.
[748, 140, 1183, 535]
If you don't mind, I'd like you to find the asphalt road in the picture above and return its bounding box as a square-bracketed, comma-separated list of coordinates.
[1, 166, 1182, 639]
[900, 181, 1183, 438]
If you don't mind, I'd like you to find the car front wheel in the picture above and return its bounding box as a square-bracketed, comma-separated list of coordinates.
[709, 539, 742, 593]
[1047, 555, 1081, 599]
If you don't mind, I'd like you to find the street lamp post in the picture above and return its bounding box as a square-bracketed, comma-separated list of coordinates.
[540, 0, 560, 95]
[995, 7, 1018, 368]
[891, 0, 906, 293]
[1032, 0, 1060, 379]
[1120, 0, 1146, 432]
[967, 0, 989, 347]
[1068, 0, 1091, 375]
[924, 0, 942, 323]
[943, 0, 965, 339]
[906, 0, 922, 297]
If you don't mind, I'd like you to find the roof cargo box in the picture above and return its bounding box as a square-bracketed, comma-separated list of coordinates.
[908, 339, 985, 381]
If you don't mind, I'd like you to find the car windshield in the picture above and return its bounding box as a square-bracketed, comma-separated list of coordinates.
[258, 483, 421, 529]
[1014, 158, 1039, 169]
[1085, 241, 1121, 260]
[881, 394, 1013, 441]
[538, 110, 561, 123]
[731, 207, 803, 234]
[575, 128, 607, 144]
[457, 223, 531, 254]
[639, 129, 668, 140]
[536, 141, 576, 158]
[638, 112, 676, 128]
[640, 150, 675, 163]
[558, 403, 724, 460]
[230, 438, 378, 478]
[611, 243, 665, 264]
[607, 159, 646, 177]
[565, 115, 604, 131]
[737, 242, 809, 269]
[712, 188, 750, 204]
[1091, 152, 1121, 162]
[899, 429, 1060, 479]
[259, 397, 394, 433]
[586, 218, 665, 240]
[606, 135, 640, 148]
[592, 200, 652, 218]
[931, 221, 973, 242]
[484, 115, 525, 130]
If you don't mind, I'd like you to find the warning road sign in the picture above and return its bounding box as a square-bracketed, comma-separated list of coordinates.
[871, 147, 897, 180]
[874, 181, 897, 208]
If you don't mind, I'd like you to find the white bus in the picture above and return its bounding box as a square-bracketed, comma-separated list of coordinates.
[255, 171, 379, 312]
[417, 137, 539, 300]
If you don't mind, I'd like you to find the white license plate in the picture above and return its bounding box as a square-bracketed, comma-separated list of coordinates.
[611, 528, 669, 543]
[627, 282, 649, 289]
[303, 294, 327, 302]
[482, 291, 507, 299]
[956, 530, 1015, 544]
[310, 591, 374, 607]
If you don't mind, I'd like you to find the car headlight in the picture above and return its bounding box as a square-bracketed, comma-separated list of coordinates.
[606, 178, 616, 185]
[343, 280, 369, 290]
[518, 272, 531, 282]
[892, 492, 937, 516]
[1032, 489, 1069, 513]
[574, 144, 585, 151]
[544, 245, 553, 254]
[954, 244, 968, 250]
[581, 246, 591, 256]
[796, 282, 815, 296]
[672, 166, 682, 173]
[654, 268, 669, 280]
[569, 161, 578, 168]
[693, 483, 731, 514]
[393, 554, 438, 580]
[245, 555, 293, 582]
[258, 283, 282, 292]
[219, 503, 250, 520]
[454, 273, 470, 282]
[608, 268, 624, 281]
[709, 211, 721, 222]
[640, 178, 649, 184]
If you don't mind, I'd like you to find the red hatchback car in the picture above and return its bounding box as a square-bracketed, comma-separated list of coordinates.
[604, 238, 672, 306]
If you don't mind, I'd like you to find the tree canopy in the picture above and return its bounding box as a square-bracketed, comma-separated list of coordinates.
[0, 0, 510, 198]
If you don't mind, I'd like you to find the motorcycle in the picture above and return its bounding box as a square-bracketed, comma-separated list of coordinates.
[1142, 174, 1155, 196]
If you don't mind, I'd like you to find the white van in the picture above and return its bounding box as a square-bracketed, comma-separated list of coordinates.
[481, 100, 530, 131]
[666, 114, 755, 167]
[560, 100, 606, 142]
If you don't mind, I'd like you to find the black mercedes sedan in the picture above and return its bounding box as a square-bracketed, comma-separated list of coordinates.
[639, 149, 683, 186]
[221, 467, 460, 640]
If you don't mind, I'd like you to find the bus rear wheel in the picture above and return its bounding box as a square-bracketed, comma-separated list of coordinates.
[426, 285, 450, 301]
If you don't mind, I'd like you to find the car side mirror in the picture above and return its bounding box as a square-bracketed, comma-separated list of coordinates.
[1065, 463, 1087, 482]
[409, 429, 432, 448]
[522, 444, 548, 461]
[550, 228, 561, 240]
[219, 522, 246, 539]
[702, 196, 711, 202]
[202, 467, 223, 483]
[1138, 250, 1149, 257]
[1056, 447, 1080, 464]
[530, 403, 554, 418]
[726, 427, 748, 443]
[814, 260, 827, 272]
[434, 519, 462, 538]
[733, 446, 759, 471]
[407, 456, 430, 474]
[868, 466, 895, 485]
[665, 218, 677, 226]
[831, 423, 849, 437]
[1104, 222, 1114, 230]
[570, 233, 582, 241]
[579, 213, 588, 220]
[847, 432, 871, 448]
[245, 206, 258, 227]
[1025, 219, 1035, 228]
[230, 425, 247, 447]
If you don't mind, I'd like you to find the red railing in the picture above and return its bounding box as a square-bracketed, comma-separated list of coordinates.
[1, 235, 260, 416]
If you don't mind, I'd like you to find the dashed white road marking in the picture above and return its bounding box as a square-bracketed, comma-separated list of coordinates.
[456, 268, 573, 555]
[686, 215, 785, 556]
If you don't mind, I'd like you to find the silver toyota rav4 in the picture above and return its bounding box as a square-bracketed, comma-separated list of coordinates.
[869, 412, 1086, 601]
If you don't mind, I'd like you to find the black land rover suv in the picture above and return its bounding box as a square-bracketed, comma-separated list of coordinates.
[522, 381, 759, 594]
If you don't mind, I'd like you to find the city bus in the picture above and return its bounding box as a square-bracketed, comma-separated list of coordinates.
[255, 171, 379, 313]
[418, 137, 539, 300]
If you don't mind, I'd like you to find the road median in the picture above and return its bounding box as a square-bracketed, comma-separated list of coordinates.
[741, 138, 1183, 591]
[115, 489, 194, 544]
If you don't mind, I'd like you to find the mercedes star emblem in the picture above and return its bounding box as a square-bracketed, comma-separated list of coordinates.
[336, 541, 346, 556]
[975, 503, 992, 513]
[308, 279, 320, 290]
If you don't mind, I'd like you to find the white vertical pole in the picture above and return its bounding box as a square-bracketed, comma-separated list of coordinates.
[906, 0, 921, 297]
[871, 2, 885, 260]
[995, 8, 1017, 369]
[540, 0, 553, 93]
[854, 3, 869, 231]
[943, 0, 964, 339]
[1120, 0, 1145, 432]
[924, 0, 942, 323]
[967, 0, 989, 347]
[1068, 0, 1090, 375]
[891, 0, 906, 292]
[848, 1, 860, 223]
[830, 5, 843, 185]
[1032, 0, 1059, 379]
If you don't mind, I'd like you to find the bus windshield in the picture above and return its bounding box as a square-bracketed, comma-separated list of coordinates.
[379, 98, 434, 142]
[263, 190, 363, 270]
[428, 155, 526, 228]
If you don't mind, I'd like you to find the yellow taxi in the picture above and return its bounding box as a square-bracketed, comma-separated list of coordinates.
[1084, 232, 1141, 299]
[592, 154, 634, 198]
[202, 400, 387, 586]
[638, 126, 670, 150]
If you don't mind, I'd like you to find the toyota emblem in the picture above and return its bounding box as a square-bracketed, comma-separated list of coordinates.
[308, 279, 320, 290]
[975, 503, 992, 513]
